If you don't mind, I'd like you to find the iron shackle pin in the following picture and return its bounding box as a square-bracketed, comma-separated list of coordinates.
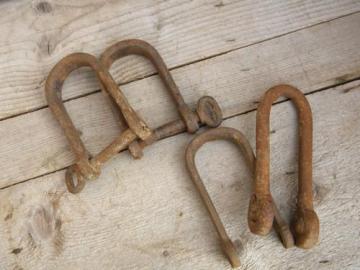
[45, 53, 151, 193]
[185, 127, 294, 268]
[99, 39, 223, 158]
[248, 85, 319, 249]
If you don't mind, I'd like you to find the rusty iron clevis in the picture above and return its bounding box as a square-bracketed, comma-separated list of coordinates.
[185, 127, 295, 268]
[248, 84, 319, 249]
[45, 39, 222, 194]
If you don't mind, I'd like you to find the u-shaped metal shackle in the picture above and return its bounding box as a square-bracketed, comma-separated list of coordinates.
[186, 127, 294, 268]
[45, 53, 150, 193]
[248, 85, 319, 249]
[100, 39, 199, 133]
[99, 39, 223, 158]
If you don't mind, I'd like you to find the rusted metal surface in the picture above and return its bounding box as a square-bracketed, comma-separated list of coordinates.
[99, 39, 222, 158]
[185, 127, 294, 268]
[45, 39, 222, 194]
[247, 84, 319, 249]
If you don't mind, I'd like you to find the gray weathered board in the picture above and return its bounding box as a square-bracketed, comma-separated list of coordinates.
[0, 1, 359, 269]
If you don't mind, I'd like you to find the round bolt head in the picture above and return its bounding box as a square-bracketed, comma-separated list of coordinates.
[196, 96, 223, 127]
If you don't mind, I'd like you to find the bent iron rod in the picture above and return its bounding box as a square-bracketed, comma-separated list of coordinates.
[99, 39, 222, 158]
[185, 127, 294, 268]
[248, 85, 319, 249]
[99, 39, 200, 134]
[45, 53, 147, 193]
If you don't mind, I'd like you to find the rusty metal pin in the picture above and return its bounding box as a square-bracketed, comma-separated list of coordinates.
[248, 84, 319, 249]
[136, 95, 223, 151]
[185, 127, 294, 268]
[45, 53, 150, 193]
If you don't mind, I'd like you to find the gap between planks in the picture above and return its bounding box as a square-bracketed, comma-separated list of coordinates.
[1, 0, 360, 120]
[1, 10, 359, 123]
[1, 78, 359, 192]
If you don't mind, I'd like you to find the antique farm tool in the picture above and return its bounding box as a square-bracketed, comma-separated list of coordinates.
[185, 127, 294, 268]
[45, 39, 222, 194]
[247, 85, 319, 249]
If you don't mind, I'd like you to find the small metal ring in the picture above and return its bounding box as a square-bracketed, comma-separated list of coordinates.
[65, 165, 86, 194]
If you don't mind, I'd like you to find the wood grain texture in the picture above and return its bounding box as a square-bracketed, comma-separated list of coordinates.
[1, 13, 360, 189]
[0, 0, 359, 119]
[0, 81, 359, 270]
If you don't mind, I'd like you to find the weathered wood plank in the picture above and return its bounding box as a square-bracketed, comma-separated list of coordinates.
[0, 0, 359, 119]
[1, 13, 360, 189]
[0, 81, 359, 269]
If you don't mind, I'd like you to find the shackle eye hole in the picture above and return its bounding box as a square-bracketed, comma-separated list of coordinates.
[65, 165, 86, 194]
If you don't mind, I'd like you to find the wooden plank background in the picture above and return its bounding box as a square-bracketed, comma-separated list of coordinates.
[0, 1, 359, 269]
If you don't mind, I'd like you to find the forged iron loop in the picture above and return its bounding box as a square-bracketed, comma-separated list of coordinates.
[185, 127, 294, 268]
[247, 84, 319, 249]
[99, 39, 222, 159]
[45, 53, 146, 193]
[100, 39, 199, 134]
